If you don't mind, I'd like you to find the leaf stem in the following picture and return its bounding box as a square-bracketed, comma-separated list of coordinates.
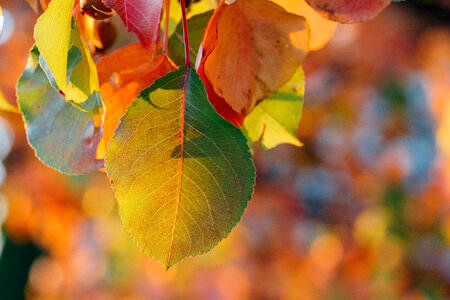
[163, 0, 170, 54]
[180, 0, 190, 65]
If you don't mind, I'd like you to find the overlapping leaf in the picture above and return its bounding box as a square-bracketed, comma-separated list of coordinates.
[105, 66, 255, 268]
[200, 0, 309, 115]
[34, 0, 99, 103]
[96, 43, 176, 158]
[102, 0, 163, 51]
[243, 68, 304, 149]
[273, 0, 337, 50]
[17, 47, 103, 174]
[305, 0, 391, 23]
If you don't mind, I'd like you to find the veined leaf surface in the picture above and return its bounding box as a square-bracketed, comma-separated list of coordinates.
[17, 47, 103, 174]
[243, 68, 304, 149]
[103, 0, 164, 51]
[96, 44, 176, 158]
[105, 66, 255, 268]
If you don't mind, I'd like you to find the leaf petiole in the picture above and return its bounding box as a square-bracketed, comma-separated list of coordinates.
[180, 0, 191, 66]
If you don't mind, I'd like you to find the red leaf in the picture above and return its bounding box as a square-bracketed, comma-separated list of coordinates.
[102, 0, 163, 50]
[305, 0, 391, 23]
[197, 5, 245, 128]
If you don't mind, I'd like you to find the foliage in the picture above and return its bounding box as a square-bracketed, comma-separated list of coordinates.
[3, 0, 398, 267]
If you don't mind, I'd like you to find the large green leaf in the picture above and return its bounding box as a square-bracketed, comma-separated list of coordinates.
[34, 0, 99, 103]
[106, 66, 255, 268]
[243, 67, 304, 149]
[17, 47, 103, 174]
[168, 10, 213, 66]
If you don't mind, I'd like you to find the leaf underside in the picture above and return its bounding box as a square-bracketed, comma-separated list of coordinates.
[103, 0, 164, 50]
[17, 47, 103, 174]
[105, 66, 255, 268]
[305, 0, 391, 23]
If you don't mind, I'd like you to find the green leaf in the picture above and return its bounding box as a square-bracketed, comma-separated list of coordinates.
[243, 67, 304, 149]
[168, 10, 214, 66]
[17, 47, 103, 174]
[105, 66, 255, 268]
[34, 0, 99, 103]
[0, 89, 19, 114]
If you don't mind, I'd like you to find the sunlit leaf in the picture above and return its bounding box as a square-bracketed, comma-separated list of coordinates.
[273, 0, 337, 50]
[0, 89, 19, 114]
[243, 68, 304, 149]
[168, 10, 213, 66]
[305, 0, 391, 23]
[17, 47, 103, 174]
[103, 0, 164, 51]
[96, 43, 176, 158]
[105, 66, 255, 268]
[34, 0, 99, 103]
[200, 0, 309, 114]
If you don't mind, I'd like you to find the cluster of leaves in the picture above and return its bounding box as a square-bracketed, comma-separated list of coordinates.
[3, 0, 395, 268]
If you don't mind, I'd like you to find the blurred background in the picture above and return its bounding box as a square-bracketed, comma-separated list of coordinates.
[1, 0, 450, 299]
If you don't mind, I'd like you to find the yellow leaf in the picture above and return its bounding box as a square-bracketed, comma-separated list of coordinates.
[34, 0, 72, 98]
[65, 24, 100, 103]
[34, 0, 98, 103]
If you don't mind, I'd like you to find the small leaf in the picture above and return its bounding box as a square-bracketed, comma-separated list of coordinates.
[34, 1, 99, 103]
[0, 89, 19, 114]
[305, 0, 391, 23]
[105, 66, 255, 268]
[96, 43, 176, 158]
[243, 67, 304, 149]
[200, 0, 309, 114]
[102, 0, 164, 51]
[168, 10, 214, 66]
[273, 0, 337, 50]
[17, 47, 103, 174]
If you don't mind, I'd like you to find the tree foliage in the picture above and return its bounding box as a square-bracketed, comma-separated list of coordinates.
[1, 0, 396, 267]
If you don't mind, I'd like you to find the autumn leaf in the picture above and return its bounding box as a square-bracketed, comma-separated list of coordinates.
[200, 0, 309, 115]
[243, 68, 304, 149]
[17, 47, 103, 174]
[34, 0, 99, 104]
[305, 0, 391, 23]
[105, 66, 255, 268]
[273, 0, 336, 50]
[102, 0, 164, 51]
[96, 43, 176, 158]
[168, 10, 213, 66]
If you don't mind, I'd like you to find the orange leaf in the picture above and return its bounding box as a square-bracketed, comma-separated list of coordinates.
[96, 43, 176, 158]
[200, 0, 309, 115]
[272, 0, 337, 51]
